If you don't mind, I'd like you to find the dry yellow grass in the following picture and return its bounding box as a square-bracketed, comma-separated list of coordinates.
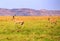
[0, 16, 59, 21]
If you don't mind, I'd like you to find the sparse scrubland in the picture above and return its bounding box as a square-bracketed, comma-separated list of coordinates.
[0, 16, 60, 41]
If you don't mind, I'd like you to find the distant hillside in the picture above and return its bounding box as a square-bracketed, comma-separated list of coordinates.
[0, 8, 60, 16]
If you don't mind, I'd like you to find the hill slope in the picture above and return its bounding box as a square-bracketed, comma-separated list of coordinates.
[0, 8, 60, 16]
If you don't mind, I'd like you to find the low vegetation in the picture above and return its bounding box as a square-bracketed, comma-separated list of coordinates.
[0, 16, 60, 41]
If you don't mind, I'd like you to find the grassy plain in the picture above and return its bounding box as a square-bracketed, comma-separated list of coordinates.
[0, 16, 60, 41]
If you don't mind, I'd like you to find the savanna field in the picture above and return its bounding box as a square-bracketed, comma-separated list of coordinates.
[0, 16, 60, 41]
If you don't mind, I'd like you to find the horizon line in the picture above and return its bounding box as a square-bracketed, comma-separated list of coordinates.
[0, 8, 60, 10]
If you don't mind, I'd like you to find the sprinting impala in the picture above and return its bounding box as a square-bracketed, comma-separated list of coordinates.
[48, 18, 57, 24]
[12, 16, 24, 25]
[14, 19, 24, 25]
